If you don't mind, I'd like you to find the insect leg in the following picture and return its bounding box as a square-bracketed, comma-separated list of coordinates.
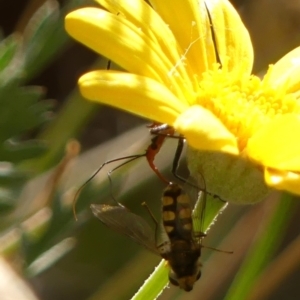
[201, 244, 233, 254]
[171, 135, 186, 184]
[142, 201, 159, 237]
[170, 135, 227, 203]
[107, 154, 145, 205]
[73, 154, 145, 219]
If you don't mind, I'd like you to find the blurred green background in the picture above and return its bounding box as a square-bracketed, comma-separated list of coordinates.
[0, 0, 299, 299]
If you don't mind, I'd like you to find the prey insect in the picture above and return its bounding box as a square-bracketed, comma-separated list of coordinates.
[91, 182, 207, 292]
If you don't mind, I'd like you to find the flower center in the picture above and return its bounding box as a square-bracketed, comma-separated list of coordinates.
[196, 64, 299, 151]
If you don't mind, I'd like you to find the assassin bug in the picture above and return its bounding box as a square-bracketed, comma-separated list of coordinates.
[72, 122, 177, 218]
[73, 121, 222, 218]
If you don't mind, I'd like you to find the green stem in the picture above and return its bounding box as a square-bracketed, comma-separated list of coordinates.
[131, 260, 169, 300]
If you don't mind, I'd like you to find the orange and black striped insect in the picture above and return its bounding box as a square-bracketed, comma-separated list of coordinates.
[91, 181, 207, 291]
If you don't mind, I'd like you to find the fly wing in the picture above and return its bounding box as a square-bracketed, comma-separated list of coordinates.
[156, 218, 171, 255]
[91, 204, 159, 255]
[191, 191, 206, 238]
[184, 176, 206, 239]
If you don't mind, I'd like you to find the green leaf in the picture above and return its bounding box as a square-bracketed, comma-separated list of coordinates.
[0, 167, 27, 186]
[0, 34, 20, 72]
[0, 177, 28, 214]
[0, 140, 47, 163]
[0, 34, 24, 87]
[0, 83, 51, 211]
[0, 188, 19, 214]
[132, 260, 169, 300]
[0, 86, 50, 143]
[22, 0, 93, 80]
[22, 1, 60, 79]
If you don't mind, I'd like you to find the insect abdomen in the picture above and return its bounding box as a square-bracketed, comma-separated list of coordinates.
[162, 183, 193, 240]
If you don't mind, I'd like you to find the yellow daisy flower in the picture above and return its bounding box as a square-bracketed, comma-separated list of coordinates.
[65, 0, 300, 202]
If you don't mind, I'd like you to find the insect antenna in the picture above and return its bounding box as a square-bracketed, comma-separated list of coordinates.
[73, 154, 145, 220]
[106, 154, 145, 205]
[73, 124, 175, 219]
[73, 123, 175, 219]
[141, 202, 160, 244]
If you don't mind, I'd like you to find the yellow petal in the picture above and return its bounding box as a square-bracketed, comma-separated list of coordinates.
[97, 0, 253, 75]
[95, 0, 177, 50]
[65, 7, 193, 102]
[247, 114, 300, 171]
[78, 70, 188, 125]
[205, 0, 254, 74]
[65, 8, 160, 80]
[268, 46, 300, 93]
[150, 0, 216, 74]
[174, 105, 239, 154]
[264, 168, 300, 195]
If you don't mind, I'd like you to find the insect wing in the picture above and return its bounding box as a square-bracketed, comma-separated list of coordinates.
[191, 191, 206, 239]
[184, 178, 206, 239]
[91, 204, 159, 254]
